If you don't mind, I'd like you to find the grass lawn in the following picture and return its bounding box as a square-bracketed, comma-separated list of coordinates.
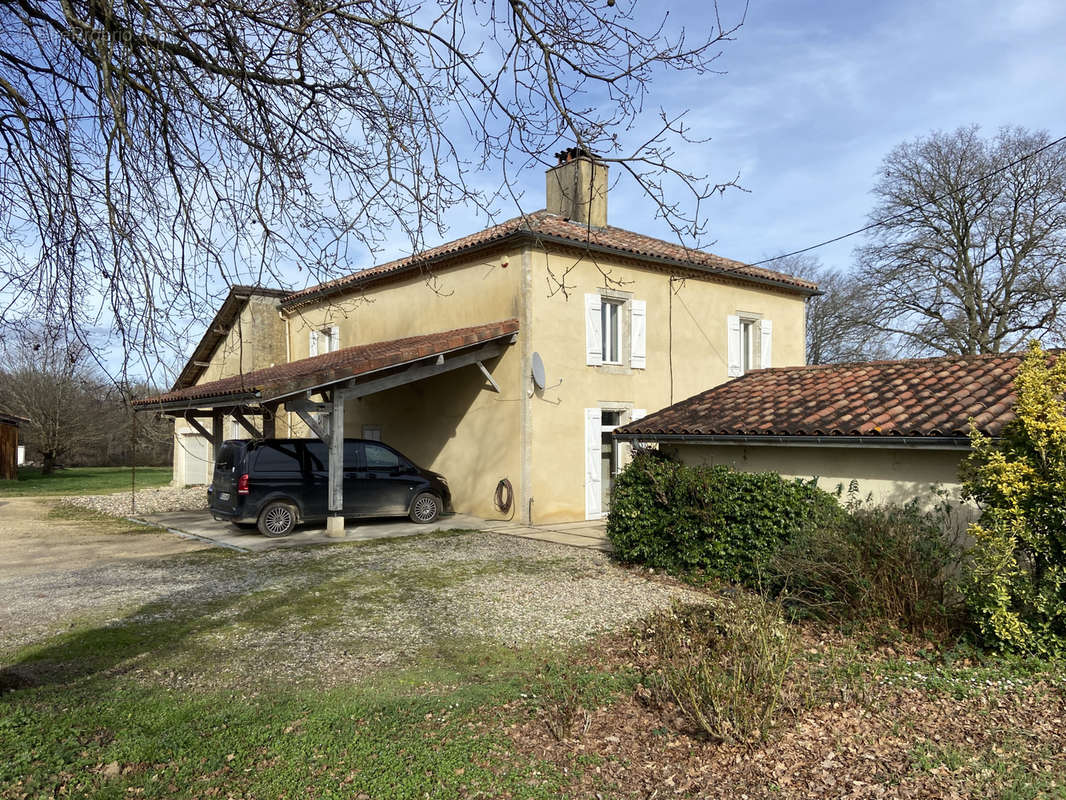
[0, 466, 172, 497]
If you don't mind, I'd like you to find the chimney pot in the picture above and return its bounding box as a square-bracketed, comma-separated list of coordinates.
[545, 148, 607, 227]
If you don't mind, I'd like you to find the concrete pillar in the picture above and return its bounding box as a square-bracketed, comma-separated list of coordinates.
[326, 389, 346, 537]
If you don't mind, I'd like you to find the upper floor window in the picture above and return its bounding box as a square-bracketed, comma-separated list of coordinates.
[601, 299, 622, 364]
[585, 293, 646, 369]
[740, 318, 755, 374]
[728, 315, 772, 377]
[309, 325, 340, 356]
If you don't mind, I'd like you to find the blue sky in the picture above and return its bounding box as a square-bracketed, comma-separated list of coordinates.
[151, 0, 1066, 378]
[465, 0, 1066, 274]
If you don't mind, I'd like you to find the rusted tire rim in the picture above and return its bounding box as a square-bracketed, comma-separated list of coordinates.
[263, 505, 295, 536]
[412, 494, 439, 523]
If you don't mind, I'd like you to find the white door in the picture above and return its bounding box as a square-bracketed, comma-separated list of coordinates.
[182, 434, 210, 486]
[585, 408, 602, 520]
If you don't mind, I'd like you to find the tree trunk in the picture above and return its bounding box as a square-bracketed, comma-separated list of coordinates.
[41, 452, 56, 476]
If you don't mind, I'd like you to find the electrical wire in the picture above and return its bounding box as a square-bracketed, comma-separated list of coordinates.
[747, 133, 1066, 268]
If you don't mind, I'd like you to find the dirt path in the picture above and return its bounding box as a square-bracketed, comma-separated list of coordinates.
[0, 498, 211, 652]
[0, 498, 208, 575]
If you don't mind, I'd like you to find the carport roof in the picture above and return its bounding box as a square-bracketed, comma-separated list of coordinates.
[135, 318, 518, 411]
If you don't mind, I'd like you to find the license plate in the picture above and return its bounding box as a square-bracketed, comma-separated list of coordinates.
[218, 492, 230, 501]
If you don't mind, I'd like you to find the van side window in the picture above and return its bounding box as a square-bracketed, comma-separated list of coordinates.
[364, 443, 400, 471]
[254, 443, 303, 472]
[343, 441, 361, 470]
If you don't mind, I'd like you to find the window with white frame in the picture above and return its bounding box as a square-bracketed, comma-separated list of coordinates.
[727, 315, 772, 377]
[740, 319, 755, 374]
[585, 293, 646, 369]
[601, 299, 621, 363]
[309, 325, 340, 356]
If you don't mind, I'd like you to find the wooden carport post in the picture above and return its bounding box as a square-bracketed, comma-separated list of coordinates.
[262, 404, 277, 439]
[211, 412, 224, 460]
[325, 388, 349, 538]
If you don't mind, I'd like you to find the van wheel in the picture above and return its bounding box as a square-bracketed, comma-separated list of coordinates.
[409, 493, 441, 523]
[258, 502, 298, 537]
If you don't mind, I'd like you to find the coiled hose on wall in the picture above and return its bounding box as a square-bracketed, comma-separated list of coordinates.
[494, 478, 514, 516]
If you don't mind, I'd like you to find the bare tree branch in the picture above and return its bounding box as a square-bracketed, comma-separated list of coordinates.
[0, 0, 745, 382]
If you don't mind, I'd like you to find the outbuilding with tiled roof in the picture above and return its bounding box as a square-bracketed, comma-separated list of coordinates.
[614, 350, 1038, 509]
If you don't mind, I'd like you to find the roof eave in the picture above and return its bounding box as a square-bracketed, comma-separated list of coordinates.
[280, 228, 817, 310]
[528, 231, 819, 296]
[612, 432, 977, 450]
[135, 390, 262, 413]
[279, 232, 526, 311]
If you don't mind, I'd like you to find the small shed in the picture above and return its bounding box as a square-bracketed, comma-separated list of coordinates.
[0, 410, 29, 480]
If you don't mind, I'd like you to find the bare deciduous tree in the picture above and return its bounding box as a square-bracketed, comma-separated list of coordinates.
[0, 325, 110, 473]
[855, 126, 1066, 356]
[0, 0, 746, 378]
[773, 254, 890, 364]
[0, 324, 173, 470]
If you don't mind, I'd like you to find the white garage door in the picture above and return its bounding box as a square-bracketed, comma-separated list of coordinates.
[182, 434, 210, 486]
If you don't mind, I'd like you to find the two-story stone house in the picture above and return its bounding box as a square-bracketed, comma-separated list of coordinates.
[140, 151, 817, 525]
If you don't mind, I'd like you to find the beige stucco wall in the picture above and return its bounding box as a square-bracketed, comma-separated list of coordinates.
[665, 443, 969, 507]
[282, 250, 521, 358]
[280, 251, 526, 519]
[171, 238, 811, 521]
[526, 248, 809, 522]
[173, 296, 287, 484]
[197, 295, 288, 384]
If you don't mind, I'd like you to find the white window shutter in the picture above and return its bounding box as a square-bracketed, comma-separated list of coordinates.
[630, 300, 647, 369]
[760, 319, 773, 369]
[727, 315, 742, 377]
[329, 325, 340, 353]
[585, 408, 602, 519]
[585, 293, 602, 365]
[309, 329, 319, 357]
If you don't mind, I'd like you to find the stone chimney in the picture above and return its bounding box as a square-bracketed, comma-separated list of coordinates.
[545, 147, 607, 228]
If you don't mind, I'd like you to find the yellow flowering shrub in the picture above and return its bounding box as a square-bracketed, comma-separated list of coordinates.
[961, 342, 1066, 653]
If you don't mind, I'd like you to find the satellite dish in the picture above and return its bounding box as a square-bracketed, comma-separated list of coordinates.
[531, 352, 547, 390]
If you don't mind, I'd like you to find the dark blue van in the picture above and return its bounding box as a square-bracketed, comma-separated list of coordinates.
[207, 438, 451, 536]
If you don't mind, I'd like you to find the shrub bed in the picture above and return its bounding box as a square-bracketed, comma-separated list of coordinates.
[769, 499, 965, 635]
[639, 596, 796, 743]
[607, 450, 842, 585]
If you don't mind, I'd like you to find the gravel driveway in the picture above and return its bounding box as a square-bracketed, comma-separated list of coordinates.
[1, 498, 703, 689]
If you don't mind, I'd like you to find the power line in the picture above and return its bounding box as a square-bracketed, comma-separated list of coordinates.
[748, 133, 1066, 268]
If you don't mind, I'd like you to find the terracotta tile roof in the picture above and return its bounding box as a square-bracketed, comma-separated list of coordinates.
[136, 319, 518, 409]
[617, 350, 1051, 442]
[280, 211, 817, 309]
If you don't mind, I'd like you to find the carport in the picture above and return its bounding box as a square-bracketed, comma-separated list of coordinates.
[135, 319, 519, 536]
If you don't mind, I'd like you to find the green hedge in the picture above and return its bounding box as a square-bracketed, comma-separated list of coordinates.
[607, 450, 842, 585]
